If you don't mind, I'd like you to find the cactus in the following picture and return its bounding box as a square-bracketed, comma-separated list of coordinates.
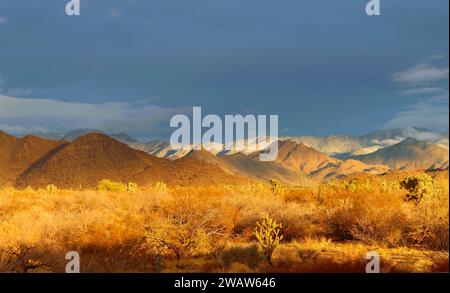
[254, 214, 283, 265]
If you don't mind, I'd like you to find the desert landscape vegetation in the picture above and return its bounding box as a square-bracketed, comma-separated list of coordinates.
[0, 127, 448, 273]
[0, 0, 448, 278]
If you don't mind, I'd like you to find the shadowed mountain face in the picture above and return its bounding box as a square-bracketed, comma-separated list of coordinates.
[351, 138, 449, 170]
[15, 133, 156, 188]
[0, 131, 68, 187]
[4, 133, 249, 189]
[187, 149, 301, 185]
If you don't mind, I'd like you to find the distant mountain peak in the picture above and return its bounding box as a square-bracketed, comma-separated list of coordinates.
[399, 137, 421, 145]
[351, 138, 449, 170]
[63, 128, 103, 141]
[110, 132, 139, 144]
[70, 132, 117, 144]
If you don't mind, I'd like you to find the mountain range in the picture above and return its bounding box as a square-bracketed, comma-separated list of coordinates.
[1, 127, 448, 189]
[1, 131, 250, 189]
[351, 137, 449, 170]
[31, 126, 449, 157]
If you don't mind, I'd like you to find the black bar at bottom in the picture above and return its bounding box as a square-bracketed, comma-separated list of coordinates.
[0, 273, 448, 292]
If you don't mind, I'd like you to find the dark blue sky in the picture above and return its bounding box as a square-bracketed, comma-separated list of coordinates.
[0, 0, 448, 140]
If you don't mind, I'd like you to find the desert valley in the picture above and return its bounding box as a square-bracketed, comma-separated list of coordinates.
[0, 127, 448, 273]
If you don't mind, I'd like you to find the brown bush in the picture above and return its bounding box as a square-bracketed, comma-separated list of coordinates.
[220, 244, 264, 269]
[144, 192, 234, 259]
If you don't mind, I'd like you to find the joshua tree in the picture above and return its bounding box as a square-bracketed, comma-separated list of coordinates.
[400, 175, 434, 205]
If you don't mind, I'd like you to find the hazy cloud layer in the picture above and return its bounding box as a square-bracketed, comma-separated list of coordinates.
[386, 58, 449, 132]
[0, 16, 8, 24]
[0, 95, 186, 137]
[391, 63, 449, 84]
[401, 87, 445, 96]
[384, 91, 449, 132]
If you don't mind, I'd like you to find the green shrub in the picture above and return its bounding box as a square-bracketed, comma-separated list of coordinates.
[97, 179, 127, 193]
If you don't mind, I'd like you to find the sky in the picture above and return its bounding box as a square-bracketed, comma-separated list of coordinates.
[0, 0, 448, 141]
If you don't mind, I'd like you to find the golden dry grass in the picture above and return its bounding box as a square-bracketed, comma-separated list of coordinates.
[0, 173, 448, 273]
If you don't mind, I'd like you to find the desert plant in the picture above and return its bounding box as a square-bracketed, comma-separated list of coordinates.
[144, 194, 232, 260]
[400, 175, 434, 205]
[24, 187, 37, 194]
[269, 179, 283, 196]
[153, 181, 169, 192]
[46, 184, 58, 193]
[0, 245, 50, 273]
[126, 182, 140, 193]
[255, 214, 283, 265]
[97, 179, 127, 193]
[220, 244, 264, 269]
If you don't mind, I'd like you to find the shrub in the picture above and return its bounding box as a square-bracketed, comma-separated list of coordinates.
[126, 182, 140, 193]
[144, 194, 233, 259]
[400, 175, 434, 205]
[255, 214, 283, 265]
[220, 244, 264, 269]
[97, 179, 127, 193]
[46, 184, 58, 193]
[321, 191, 408, 246]
[405, 192, 449, 251]
[269, 179, 283, 196]
[24, 187, 36, 194]
[283, 187, 315, 204]
[407, 217, 449, 251]
[0, 244, 48, 273]
[153, 181, 169, 192]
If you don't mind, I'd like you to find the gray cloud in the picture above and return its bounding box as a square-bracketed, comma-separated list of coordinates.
[391, 63, 449, 84]
[387, 58, 449, 132]
[384, 92, 449, 132]
[0, 95, 187, 136]
[401, 87, 445, 96]
[0, 16, 8, 24]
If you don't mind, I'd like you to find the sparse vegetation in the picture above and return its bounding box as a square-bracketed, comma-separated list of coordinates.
[97, 179, 127, 193]
[0, 171, 448, 273]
